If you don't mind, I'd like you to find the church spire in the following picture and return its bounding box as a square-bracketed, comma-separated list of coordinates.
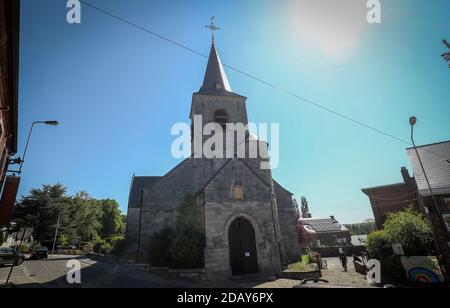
[200, 18, 232, 93]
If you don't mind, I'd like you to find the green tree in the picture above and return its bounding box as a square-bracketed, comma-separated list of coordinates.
[365, 208, 434, 283]
[13, 184, 70, 246]
[345, 221, 377, 236]
[99, 199, 124, 240]
[169, 195, 204, 269]
[13, 185, 124, 250]
[383, 208, 434, 256]
[366, 207, 435, 258]
[442, 39, 450, 68]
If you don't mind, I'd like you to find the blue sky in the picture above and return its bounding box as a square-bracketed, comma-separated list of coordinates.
[18, 0, 449, 223]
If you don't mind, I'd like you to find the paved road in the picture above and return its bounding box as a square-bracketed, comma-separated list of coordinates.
[320, 257, 371, 287]
[0, 255, 193, 288]
[1, 255, 370, 288]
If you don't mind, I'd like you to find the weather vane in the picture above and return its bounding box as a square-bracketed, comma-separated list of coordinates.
[205, 16, 220, 43]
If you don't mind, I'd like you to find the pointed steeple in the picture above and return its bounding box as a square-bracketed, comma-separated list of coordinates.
[200, 41, 232, 93]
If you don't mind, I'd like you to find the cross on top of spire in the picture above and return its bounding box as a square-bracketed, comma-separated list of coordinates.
[205, 16, 220, 44]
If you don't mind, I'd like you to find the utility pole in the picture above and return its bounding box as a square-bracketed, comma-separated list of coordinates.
[409, 116, 449, 279]
[5, 227, 27, 286]
[51, 210, 62, 255]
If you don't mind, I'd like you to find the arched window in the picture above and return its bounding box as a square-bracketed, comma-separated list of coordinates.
[214, 109, 229, 128]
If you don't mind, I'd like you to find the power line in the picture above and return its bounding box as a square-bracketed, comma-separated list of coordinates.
[79, 1, 448, 161]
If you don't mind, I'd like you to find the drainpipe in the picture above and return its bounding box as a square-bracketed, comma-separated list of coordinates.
[201, 191, 206, 269]
[269, 190, 284, 270]
[136, 189, 143, 263]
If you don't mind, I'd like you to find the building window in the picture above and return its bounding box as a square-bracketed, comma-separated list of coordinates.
[215, 83, 222, 90]
[214, 109, 228, 129]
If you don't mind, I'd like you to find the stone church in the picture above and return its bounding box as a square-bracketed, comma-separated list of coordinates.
[125, 37, 299, 279]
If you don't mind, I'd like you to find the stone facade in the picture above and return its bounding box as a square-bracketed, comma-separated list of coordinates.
[125, 41, 300, 279]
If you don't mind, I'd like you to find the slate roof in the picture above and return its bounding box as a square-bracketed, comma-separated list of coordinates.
[200, 42, 232, 94]
[299, 218, 348, 233]
[128, 176, 162, 207]
[406, 141, 450, 196]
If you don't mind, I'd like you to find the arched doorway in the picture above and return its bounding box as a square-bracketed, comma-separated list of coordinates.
[228, 217, 258, 275]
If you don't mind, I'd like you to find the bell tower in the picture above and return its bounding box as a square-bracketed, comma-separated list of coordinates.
[190, 22, 249, 158]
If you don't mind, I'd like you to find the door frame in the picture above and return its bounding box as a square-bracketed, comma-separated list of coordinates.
[225, 213, 261, 276]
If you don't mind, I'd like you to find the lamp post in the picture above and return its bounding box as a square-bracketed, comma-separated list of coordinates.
[409, 116, 448, 278]
[410, 116, 441, 217]
[17, 121, 59, 174]
[4, 120, 59, 286]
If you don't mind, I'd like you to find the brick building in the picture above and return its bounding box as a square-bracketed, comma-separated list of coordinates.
[362, 167, 418, 229]
[0, 0, 20, 226]
[406, 141, 450, 274]
[298, 216, 351, 248]
[125, 39, 300, 279]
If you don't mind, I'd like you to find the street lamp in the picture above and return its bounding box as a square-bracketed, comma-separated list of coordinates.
[4, 120, 59, 287]
[13, 120, 60, 174]
[410, 116, 448, 278]
[409, 116, 439, 213]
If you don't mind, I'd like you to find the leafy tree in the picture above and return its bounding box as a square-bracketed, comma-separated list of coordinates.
[366, 230, 391, 258]
[12, 184, 125, 250]
[383, 208, 434, 256]
[345, 221, 377, 236]
[442, 39, 450, 68]
[13, 184, 70, 246]
[170, 195, 204, 269]
[99, 199, 124, 240]
[365, 208, 434, 283]
[366, 207, 435, 258]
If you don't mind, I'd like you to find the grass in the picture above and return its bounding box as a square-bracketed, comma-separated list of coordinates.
[285, 261, 318, 272]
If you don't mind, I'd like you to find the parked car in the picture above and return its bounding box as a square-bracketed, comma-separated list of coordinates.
[0, 247, 25, 267]
[31, 246, 48, 260]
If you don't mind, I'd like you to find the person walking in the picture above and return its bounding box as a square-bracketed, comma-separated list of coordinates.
[339, 248, 348, 272]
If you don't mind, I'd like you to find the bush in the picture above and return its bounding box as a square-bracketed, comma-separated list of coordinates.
[170, 227, 203, 269]
[93, 237, 112, 254]
[169, 195, 203, 269]
[148, 195, 204, 269]
[383, 208, 434, 256]
[366, 230, 391, 259]
[149, 228, 173, 266]
[19, 244, 30, 254]
[366, 208, 434, 259]
[110, 236, 127, 257]
[365, 208, 435, 283]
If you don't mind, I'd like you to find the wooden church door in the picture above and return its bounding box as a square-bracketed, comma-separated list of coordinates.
[228, 217, 258, 275]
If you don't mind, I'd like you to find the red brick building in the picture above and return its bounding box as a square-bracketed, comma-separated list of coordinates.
[0, 0, 20, 226]
[362, 167, 418, 229]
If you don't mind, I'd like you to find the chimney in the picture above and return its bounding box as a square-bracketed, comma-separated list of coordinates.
[401, 167, 411, 184]
[330, 215, 335, 221]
